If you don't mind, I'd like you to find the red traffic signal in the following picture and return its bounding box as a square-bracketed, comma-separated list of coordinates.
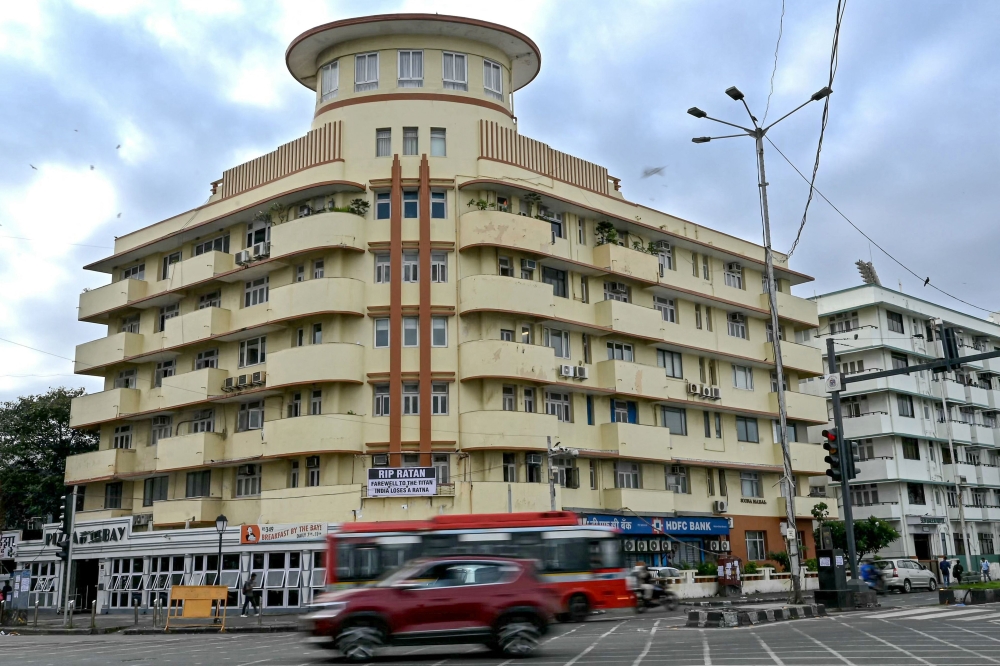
[821, 429, 838, 442]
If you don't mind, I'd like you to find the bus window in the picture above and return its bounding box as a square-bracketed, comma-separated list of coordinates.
[594, 538, 623, 569]
[542, 539, 590, 572]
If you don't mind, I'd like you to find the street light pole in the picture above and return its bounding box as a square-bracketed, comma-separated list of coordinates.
[688, 85, 831, 605]
[214, 514, 227, 623]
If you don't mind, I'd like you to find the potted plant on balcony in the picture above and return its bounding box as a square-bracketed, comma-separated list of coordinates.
[595, 220, 618, 246]
[348, 198, 370, 217]
[521, 191, 542, 216]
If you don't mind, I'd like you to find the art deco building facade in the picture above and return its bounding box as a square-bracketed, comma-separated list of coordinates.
[62, 13, 831, 568]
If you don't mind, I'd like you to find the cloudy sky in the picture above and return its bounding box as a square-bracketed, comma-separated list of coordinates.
[2, 0, 998, 401]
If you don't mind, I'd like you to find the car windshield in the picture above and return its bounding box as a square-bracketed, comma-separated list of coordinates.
[376, 561, 519, 588]
[374, 561, 427, 587]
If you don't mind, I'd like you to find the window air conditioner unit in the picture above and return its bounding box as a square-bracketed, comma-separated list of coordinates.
[709, 541, 720, 552]
[688, 383, 701, 395]
[236, 374, 249, 387]
[559, 365, 575, 378]
[521, 258, 537, 271]
[574, 365, 589, 380]
[222, 377, 235, 392]
[565, 468, 580, 489]
[235, 250, 252, 265]
[701, 385, 713, 398]
[728, 312, 745, 323]
[636, 539, 648, 552]
[713, 500, 728, 514]
[251, 371, 266, 386]
[238, 464, 257, 476]
[720, 540, 731, 551]
[623, 539, 636, 552]
[711, 387, 722, 400]
[654, 240, 671, 250]
[133, 513, 152, 527]
[662, 539, 673, 552]
[648, 539, 661, 552]
[252, 241, 270, 258]
[372, 454, 389, 467]
[726, 262, 741, 272]
[526, 453, 543, 465]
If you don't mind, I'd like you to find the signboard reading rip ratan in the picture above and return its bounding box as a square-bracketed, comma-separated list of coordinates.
[367, 467, 437, 497]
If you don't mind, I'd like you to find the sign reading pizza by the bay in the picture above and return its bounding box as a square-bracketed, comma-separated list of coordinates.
[367, 467, 437, 497]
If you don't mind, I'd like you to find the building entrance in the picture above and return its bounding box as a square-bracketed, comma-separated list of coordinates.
[73, 559, 100, 611]
[913, 534, 932, 560]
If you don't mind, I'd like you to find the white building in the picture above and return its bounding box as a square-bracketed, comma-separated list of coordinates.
[800, 284, 1000, 564]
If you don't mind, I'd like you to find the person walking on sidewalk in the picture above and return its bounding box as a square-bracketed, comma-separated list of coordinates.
[241, 573, 260, 617]
[982, 558, 991, 582]
[939, 556, 951, 587]
[954, 560, 964, 585]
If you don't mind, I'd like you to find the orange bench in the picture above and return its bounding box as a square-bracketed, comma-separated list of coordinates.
[165, 585, 228, 632]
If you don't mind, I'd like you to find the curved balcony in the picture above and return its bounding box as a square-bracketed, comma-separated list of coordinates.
[765, 340, 822, 376]
[771, 391, 828, 424]
[262, 413, 365, 456]
[271, 211, 366, 258]
[153, 497, 222, 527]
[141, 368, 230, 413]
[268, 277, 365, 320]
[599, 422, 670, 462]
[65, 448, 135, 484]
[79, 279, 147, 322]
[160, 251, 235, 292]
[70, 388, 141, 428]
[459, 275, 555, 319]
[596, 359, 685, 403]
[763, 291, 819, 328]
[458, 339, 558, 383]
[593, 243, 659, 284]
[459, 210, 555, 255]
[160, 306, 232, 350]
[265, 343, 365, 388]
[155, 432, 226, 472]
[75, 332, 144, 375]
[594, 299, 665, 342]
[459, 410, 559, 451]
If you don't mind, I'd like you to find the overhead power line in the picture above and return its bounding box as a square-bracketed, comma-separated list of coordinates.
[761, 0, 786, 125]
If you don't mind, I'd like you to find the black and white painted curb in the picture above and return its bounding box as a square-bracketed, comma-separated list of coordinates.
[687, 604, 826, 627]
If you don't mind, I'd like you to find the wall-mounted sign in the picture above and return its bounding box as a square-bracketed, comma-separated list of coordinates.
[241, 523, 326, 545]
[580, 514, 729, 536]
[740, 498, 767, 505]
[367, 467, 437, 498]
[0, 532, 17, 559]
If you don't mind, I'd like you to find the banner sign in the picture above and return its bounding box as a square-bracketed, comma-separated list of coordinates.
[580, 514, 730, 536]
[367, 467, 437, 497]
[241, 523, 326, 545]
[0, 532, 17, 559]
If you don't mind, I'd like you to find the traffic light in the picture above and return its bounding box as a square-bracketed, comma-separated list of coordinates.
[822, 429, 842, 482]
[847, 441, 861, 480]
[59, 494, 73, 537]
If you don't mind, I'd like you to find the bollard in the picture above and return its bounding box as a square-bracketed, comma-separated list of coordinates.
[258, 604, 263, 627]
[34, 599, 39, 627]
[134, 600, 139, 626]
[90, 600, 97, 630]
[68, 600, 75, 629]
[1, 599, 5, 625]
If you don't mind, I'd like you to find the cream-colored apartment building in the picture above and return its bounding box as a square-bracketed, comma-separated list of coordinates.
[58, 14, 832, 577]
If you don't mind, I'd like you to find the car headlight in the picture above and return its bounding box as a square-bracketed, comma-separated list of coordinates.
[305, 601, 348, 620]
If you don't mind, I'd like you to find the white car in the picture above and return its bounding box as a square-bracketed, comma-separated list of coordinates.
[874, 559, 937, 593]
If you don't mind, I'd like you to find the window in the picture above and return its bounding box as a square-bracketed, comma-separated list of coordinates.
[612, 400, 637, 424]
[295, 265, 305, 282]
[376, 191, 391, 218]
[521, 325, 533, 345]
[544, 328, 570, 359]
[483, 59, 503, 100]
[851, 483, 879, 507]
[312, 260, 324, 279]
[431, 251, 447, 281]
[902, 437, 920, 460]
[236, 465, 261, 497]
[666, 465, 689, 493]
[715, 412, 722, 438]
[158, 304, 178, 332]
[403, 191, 418, 218]
[765, 322, 784, 342]
[238, 401, 264, 431]
[289, 461, 299, 488]
[546, 391, 571, 422]
[891, 352, 908, 370]
[311, 323, 322, 345]
[374, 253, 391, 283]
[521, 259, 534, 280]
[143, 476, 168, 506]
[294, 327, 304, 347]
[161, 251, 181, 280]
[500, 329, 513, 342]
[403, 383, 419, 415]
[120, 314, 140, 334]
[661, 407, 687, 435]
[527, 454, 543, 483]
[523, 388, 535, 413]
[398, 50, 423, 87]
[706, 306, 713, 332]
[657, 243, 672, 274]
[403, 250, 419, 281]
[582, 333, 591, 363]
[442, 52, 467, 90]
[376, 128, 391, 157]
[402, 127, 418, 155]
[502, 386, 516, 411]
[431, 317, 448, 347]
[740, 472, 762, 497]
[503, 453, 516, 482]
[702, 255, 711, 280]
[654, 296, 676, 323]
[320, 60, 338, 101]
[433, 454, 450, 484]
[244, 277, 269, 307]
[191, 409, 214, 434]
[733, 365, 754, 390]
[151, 416, 172, 445]
[616, 462, 640, 489]
[307, 456, 320, 487]
[724, 263, 743, 289]
[153, 360, 175, 388]
[543, 267, 568, 298]
[829, 311, 860, 334]
[122, 263, 145, 281]
[694, 304, 703, 330]
[770, 371, 787, 393]
[432, 383, 449, 415]
[603, 281, 629, 303]
[374, 385, 390, 416]
[498, 256, 513, 277]
[374, 318, 389, 348]
[727, 313, 747, 339]
[907, 482, 926, 505]
[186, 470, 211, 498]
[198, 290, 221, 310]
[239, 337, 266, 367]
[246, 219, 270, 247]
[746, 531, 766, 561]
[310, 390, 322, 415]
[403, 317, 419, 347]
[736, 417, 759, 443]
[898, 394, 915, 418]
[104, 482, 123, 509]
[607, 341, 634, 362]
[288, 393, 301, 418]
[194, 234, 229, 256]
[113, 425, 132, 449]
[355, 52, 378, 91]
[887, 311, 904, 334]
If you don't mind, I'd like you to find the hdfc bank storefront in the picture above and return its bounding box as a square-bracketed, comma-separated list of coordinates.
[580, 514, 732, 567]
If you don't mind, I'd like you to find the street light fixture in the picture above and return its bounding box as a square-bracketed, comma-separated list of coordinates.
[214, 514, 227, 622]
[688, 85, 833, 605]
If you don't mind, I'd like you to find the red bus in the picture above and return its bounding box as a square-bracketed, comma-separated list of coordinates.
[326, 511, 631, 621]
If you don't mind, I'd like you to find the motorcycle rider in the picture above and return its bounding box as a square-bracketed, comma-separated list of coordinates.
[860, 558, 881, 593]
[632, 561, 653, 605]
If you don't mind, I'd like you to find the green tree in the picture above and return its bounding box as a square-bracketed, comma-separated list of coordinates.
[811, 500, 900, 559]
[0, 388, 98, 529]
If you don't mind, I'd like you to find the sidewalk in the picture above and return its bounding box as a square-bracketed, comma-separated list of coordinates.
[0, 610, 300, 635]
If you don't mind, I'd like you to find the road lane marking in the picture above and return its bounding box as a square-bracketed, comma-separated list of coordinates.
[562, 621, 623, 666]
[895, 623, 1000, 663]
[952, 611, 1000, 621]
[629, 619, 660, 666]
[850, 624, 939, 666]
[788, 624, 857, 666]
[751, 631, 785, 666]
[700, 629, 711, 666]
[903, 608, 998, 620]
[866, 606, 961, 619]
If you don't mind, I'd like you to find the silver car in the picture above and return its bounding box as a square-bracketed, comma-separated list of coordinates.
[874, 559, 937, 592]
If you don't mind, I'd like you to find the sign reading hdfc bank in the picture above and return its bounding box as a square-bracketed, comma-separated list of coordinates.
[366, 467, 437, 497]
[240, 523, 326, 545]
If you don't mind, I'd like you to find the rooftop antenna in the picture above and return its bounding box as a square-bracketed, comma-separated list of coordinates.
[855, 260, 881, 286]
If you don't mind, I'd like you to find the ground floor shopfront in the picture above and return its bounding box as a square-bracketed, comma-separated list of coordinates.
[579, 513, 732, 567]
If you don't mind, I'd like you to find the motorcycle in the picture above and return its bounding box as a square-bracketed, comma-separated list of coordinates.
[635, 582, 678, 613]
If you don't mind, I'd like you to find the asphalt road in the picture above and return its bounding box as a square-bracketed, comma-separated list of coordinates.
[3, 601, 999, 666]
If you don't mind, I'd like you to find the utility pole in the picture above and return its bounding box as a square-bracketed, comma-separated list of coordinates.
[547, 436, 556, 511]
[826, 338, 862, 583]
[936, 320, 970, 567]
[62, 485, 77, 628]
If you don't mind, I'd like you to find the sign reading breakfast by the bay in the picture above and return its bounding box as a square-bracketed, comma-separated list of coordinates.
[367, 467, 437, 497]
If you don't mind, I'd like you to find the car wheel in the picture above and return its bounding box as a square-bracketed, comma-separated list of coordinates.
[903, 579, 912, 593]
[336, 621, 385, 662]
[927, 578, 937, 592]
[567, 594, 590, 623]
[494, 616, 541, 658]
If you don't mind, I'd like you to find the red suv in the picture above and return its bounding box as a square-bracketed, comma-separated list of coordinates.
[302, 557, 557, 660]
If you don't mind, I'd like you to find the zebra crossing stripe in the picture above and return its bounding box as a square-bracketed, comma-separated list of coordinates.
[952, 612, 1000, 622]
[868, 607, 958, 619]
[904, 608, 997, 620]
